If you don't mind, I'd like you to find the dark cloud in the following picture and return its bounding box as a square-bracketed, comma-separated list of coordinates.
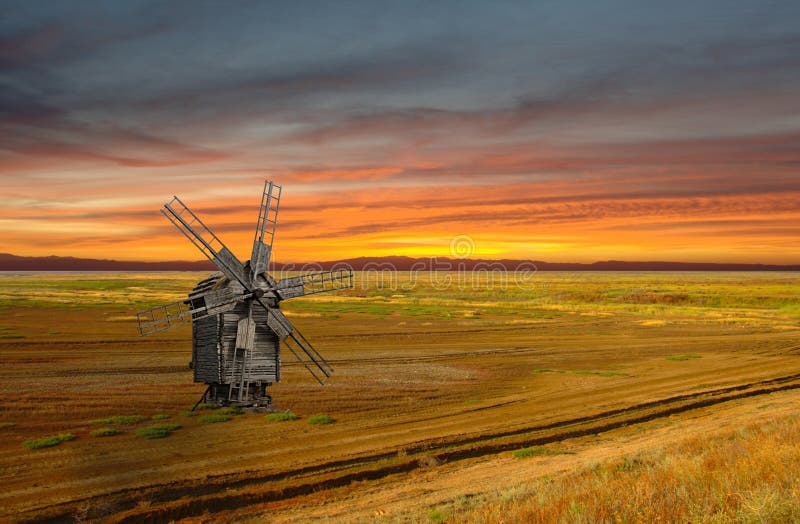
[1, 1, 799, 261]
[0, 21, 63, 70]
[0, 124, 229, 169]
[278, 35, 800, 150]
[3, 1, 799, 177]
[0, 5, 173, 71]
[0, 83, 62, 124]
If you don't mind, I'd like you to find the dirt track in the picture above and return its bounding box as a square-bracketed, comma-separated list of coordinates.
[19, 372, 800, 523]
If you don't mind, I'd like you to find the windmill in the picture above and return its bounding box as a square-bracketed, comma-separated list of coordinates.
[135, 180, 353, 408]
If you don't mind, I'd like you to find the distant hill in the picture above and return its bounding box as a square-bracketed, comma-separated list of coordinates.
[1, 253, 798, 272]
[0, 253, 216, 271]
[311, 256, 800, 272]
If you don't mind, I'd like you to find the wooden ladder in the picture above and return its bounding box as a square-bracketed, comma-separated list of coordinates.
[227, 347, 252, 402]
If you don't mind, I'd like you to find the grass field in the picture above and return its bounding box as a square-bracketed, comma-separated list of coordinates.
[0, 270, 798, 522]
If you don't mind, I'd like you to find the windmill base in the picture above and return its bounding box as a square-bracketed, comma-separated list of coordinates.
[201, 382, 274, 409]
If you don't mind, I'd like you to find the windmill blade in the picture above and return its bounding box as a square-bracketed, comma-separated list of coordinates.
[136, 298, 203, 336]
[193, 286, 244, 316]
[162, 196, 248, 288]
[250, 180, 281, 284]
[265, 307, 333, 385]
[137, 286, 250, 336]
[273, 268, 354, 299]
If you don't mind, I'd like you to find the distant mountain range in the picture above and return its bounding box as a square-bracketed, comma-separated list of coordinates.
[1, 253, 798, 272]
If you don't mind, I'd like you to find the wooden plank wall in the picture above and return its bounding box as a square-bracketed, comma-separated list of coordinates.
[190, 277, 281, 385]
[193, 315, 221, 383]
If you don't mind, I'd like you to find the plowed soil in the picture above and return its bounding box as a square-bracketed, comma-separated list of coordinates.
[0, 271, 797, 522]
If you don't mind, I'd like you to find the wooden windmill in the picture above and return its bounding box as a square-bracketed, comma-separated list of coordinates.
[136, 180, 353, 407]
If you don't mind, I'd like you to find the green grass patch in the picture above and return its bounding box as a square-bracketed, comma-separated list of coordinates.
[264, 412, 299, 422]
[135, 424, 181, 439]
[151, 414, 170, 420]
[91, 427, 121, 437]
[152, 423, 181, 431]
[199, 414, 231, 423]
[180, 411, 198, 417]
[666, 354, 701, 361]
[197, 402, 221, 410]
[218, 407, 244, 415]
[90, 415, 147, 425]
[23, 433, 75, 450]
[0, 422, 15, 429]
[513, 446, 562, 458]
[135, 427, 171, 439]
[307, 414, 335, 425]
[0, 333, 24, 339]
[429, 508, 449, 523]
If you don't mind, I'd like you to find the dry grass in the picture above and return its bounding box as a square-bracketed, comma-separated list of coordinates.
[0, 271, 798, 521]
[437, 415, 800, 523]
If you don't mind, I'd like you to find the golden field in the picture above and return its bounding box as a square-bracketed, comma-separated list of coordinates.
[0, 271, 798, 522]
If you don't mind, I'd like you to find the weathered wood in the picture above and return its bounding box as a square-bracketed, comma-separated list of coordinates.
[192, 314, 221, 383]
[164, 181, 349, 405]
[213, 247, 247, 285]
[274, 269, 353, 299]
[235, 315, 256, 350]
[266, 309, 293, 339]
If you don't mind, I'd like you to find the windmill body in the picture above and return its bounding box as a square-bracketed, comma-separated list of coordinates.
[189, 274, 279, 405]
[136, 180, 353, 407]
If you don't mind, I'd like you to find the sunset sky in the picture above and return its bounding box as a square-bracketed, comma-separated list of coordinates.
[2, 1, 799, 264]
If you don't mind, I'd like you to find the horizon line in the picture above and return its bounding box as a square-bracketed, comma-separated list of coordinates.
[1, 252, 799, 271]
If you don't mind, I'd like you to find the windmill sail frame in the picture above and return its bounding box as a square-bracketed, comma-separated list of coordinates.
[135, 180, 353, 407]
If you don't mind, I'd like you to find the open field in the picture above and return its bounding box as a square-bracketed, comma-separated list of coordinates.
[0, 271, 798, 522]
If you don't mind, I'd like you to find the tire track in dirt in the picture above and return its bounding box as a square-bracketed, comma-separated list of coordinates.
[20, 372, 800, 523]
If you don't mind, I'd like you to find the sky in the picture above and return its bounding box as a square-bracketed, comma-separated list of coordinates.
[1, 0, 799, 264]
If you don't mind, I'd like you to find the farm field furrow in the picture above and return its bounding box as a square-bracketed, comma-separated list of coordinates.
[0, 271, 797, 522]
